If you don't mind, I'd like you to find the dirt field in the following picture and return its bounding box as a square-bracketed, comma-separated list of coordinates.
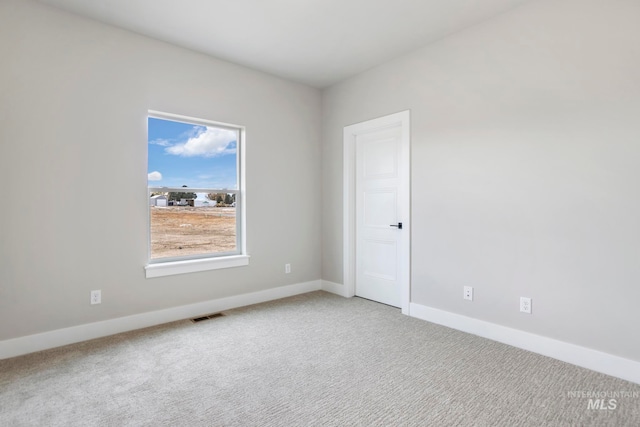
[150, 206, 236, 259]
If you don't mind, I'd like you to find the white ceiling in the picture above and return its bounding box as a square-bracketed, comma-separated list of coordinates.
[37, 0, 531, 88]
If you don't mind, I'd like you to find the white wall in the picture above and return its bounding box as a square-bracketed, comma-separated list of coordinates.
[322, 0, 640, 361]
[0, 0, 321, 340]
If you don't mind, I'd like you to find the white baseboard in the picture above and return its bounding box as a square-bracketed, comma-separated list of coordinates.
[0, 280, 322, 360]
[321, 280, 346, 296]
[409, 303, 640, 385]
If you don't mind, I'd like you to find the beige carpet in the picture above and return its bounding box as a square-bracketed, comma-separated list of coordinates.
[1, 291, 639, 426]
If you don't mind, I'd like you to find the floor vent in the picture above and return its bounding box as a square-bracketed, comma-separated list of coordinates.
[190, 313, 225, 323]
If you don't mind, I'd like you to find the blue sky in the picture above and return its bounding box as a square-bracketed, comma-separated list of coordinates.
[148, 117, 238, 190]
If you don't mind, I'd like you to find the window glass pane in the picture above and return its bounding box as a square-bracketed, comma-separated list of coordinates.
[148, 115, 240, 261]
[148, 117, 238, 190]
[149, 193, 237, 259]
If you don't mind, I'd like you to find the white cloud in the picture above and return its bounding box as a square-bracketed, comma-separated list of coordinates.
[149, 138, 171, 146]
[166, 127, 236, 157]
[148, 171, 163, 181]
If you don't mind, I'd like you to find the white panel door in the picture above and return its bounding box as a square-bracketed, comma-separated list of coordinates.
[355, 126, 403, 307]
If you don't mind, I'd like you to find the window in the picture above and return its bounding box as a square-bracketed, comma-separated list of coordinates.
[145, 111, 248, 278]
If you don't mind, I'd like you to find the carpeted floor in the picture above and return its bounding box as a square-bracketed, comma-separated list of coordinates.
[1, 291, 639, 426]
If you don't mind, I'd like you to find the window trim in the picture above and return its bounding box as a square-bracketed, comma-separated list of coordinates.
[145, 110, 248, 278]
[145, 254, 250, 278]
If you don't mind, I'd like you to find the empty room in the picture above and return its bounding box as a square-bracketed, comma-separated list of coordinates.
[1, 0, 639, 425]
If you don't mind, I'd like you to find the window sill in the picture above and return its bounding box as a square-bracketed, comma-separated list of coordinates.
[145, 255, 250, 278]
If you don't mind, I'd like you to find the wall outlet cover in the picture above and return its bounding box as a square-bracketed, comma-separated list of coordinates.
[463, 286, 473, 301]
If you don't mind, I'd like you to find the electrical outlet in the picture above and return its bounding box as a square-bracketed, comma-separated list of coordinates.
[285, 263, 291, 274]
[91, 290, 101, 305]
[520, 297, 531, 314]
[463, 286, 473, 301]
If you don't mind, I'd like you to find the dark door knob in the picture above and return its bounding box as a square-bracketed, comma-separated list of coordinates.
[390, 222, 403, 229]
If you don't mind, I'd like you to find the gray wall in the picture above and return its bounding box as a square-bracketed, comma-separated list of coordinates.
[0, 0, 322, 340]
[322, 0, 640, 361]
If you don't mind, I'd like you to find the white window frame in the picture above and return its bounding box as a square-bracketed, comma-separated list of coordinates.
[144, 111, 248, 278]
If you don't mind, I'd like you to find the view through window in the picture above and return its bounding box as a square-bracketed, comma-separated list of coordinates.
[147, 112, 241, 262]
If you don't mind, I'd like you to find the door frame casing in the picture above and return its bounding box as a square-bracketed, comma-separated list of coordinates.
[343, 110, 411, 315]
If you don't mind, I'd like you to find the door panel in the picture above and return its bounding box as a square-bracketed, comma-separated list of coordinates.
[363, 137, 397, 177]
[361, 239, 397, 281]
[363, 190, 397, 227]
[355, 126, 402, 307]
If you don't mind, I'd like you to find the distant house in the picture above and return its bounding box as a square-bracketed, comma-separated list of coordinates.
[195, 199, 216, 207]
[150, 195, 167, 207]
